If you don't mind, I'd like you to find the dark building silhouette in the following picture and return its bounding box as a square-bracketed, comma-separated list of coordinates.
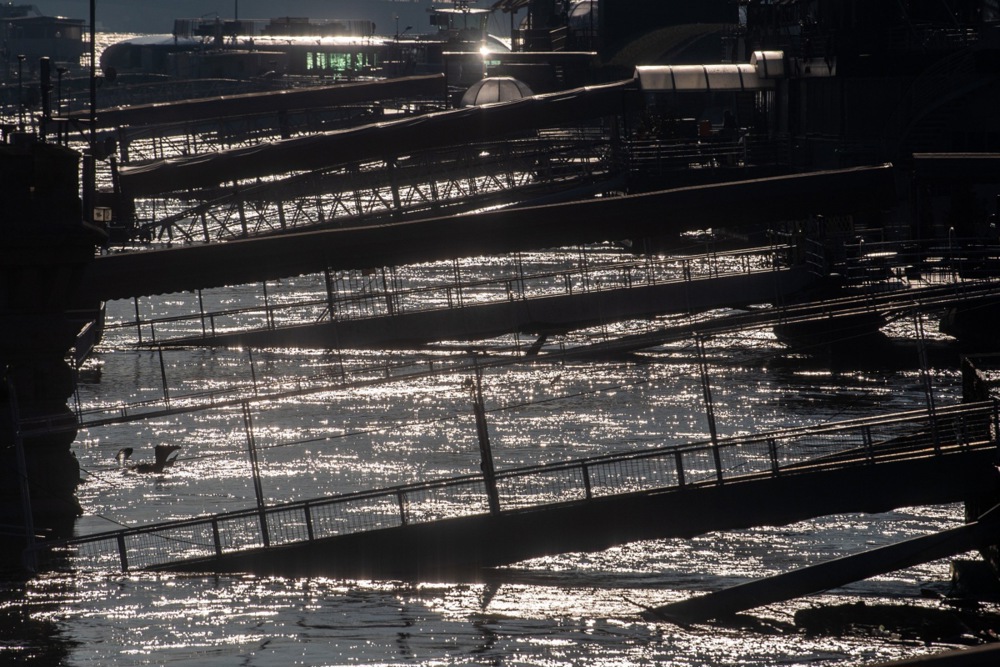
[599, 0, 734, 58]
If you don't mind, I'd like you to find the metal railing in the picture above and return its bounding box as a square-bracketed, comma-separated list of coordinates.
[133, 133, 615, 244]
[41, 400, 999, 572]
[110, 244, 790, 345]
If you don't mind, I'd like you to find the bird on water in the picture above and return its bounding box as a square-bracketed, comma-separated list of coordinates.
[116, 444, 182, 473]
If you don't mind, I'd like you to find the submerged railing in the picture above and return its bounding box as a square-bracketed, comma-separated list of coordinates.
[40, 400, 999, 572]
[109, 244, 789, 344]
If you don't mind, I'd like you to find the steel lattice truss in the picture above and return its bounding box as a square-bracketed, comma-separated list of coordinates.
[118, 102, 439, 163]
[136, 128, 616, 244]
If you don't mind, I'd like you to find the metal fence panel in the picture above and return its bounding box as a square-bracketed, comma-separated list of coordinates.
[308, 494, 403, 538]
[587, 453, 679, 497]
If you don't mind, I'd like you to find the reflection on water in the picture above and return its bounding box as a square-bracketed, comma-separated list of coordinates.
[0, 576, 77, 665]
[7, 248, 993, 664]
[8, 528, 969, 667]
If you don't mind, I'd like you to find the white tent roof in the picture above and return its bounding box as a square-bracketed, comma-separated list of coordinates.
[460, 76, 535, 107]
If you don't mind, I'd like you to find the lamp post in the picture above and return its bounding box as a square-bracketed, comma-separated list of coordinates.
[86, 0, 96, 228]
[16, 54, 25, 131]
[56, 66, 67, 115]
[89, 0, 96, 146]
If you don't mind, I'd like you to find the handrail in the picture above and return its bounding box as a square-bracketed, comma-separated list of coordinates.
[134, 133, 615, 243]
[21, 278, 1000, 436]
[105, 244, 789, 342]
[40, 400, 999, 572]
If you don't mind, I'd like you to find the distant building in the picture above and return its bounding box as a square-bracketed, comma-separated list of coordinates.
[598, 0, 734, 59]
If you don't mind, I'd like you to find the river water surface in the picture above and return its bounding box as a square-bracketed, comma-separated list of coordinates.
[3, 272, 990, 666]
[2, 31, 996, 666]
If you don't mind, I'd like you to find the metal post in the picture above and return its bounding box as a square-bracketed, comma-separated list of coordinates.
[56, 66, 66, 117]
[992, 398, 1000, 446]
[262, 280, 272, 329]
[89, 0, 95, 146]
[453, 258, 464, 307]
[323, 268, 336, 319]
[468, 370, 501, 515]
[157, 346, 170, 407]
[913, 312, 941, 454]
[277, 199, 287, 230]
[247, 347, 258, 396]
[396, 490, 408, 525]
[16, 54, 25, 130]
[767, 437, 779, 475]
[863, 426, 875, 462]
[303, 503, 315, 541]
[696, 337, 723, 482]
[133, 296, 143, 344]
[198, 289, 207, 337]
[211, 518, 223, 557]
[242, 402, 270, 547]
[116, 533, 129, 572]
[237, 199, 248, 237]
[388, 157, 402, 216]
[6, 374, 36, 572]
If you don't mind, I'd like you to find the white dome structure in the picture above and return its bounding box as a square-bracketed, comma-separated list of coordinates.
[459, 76, 534, 107]
[569, 0, 599, 31]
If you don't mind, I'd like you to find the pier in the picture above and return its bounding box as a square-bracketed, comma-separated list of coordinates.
[40, 400, 1000, 579]
[10, 2, 1000, 665]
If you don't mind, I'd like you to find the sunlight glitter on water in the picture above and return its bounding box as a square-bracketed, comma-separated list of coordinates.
[18, 231, 988, 666]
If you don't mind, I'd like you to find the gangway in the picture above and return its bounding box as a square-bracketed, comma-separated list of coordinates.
[38, 401, 1000, 579]
[133, 244, 806, 348]
[20, 277, 1000, 440]
[139, 131, 617, 243]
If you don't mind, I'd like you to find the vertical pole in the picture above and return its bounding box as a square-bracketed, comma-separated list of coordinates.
[277, 199, 287, 231]
[913, 312, 941, 454]
[237, 199, 248, 237]
[303, 503, 315, 541]
[323, 267, 336, 319]
[381, 267, 394, 316]
[863, 425, 875, 462]
[17, 54, 25, 131]
[211, 519, 223, 557]
[247, 347, 258, 397]
[396, 490, 408, 525]
[992, 398, 1000, 446]
[198, 289, 207, 337]
[453, 258, 463, 307]
[242, 402, 270, 547]
[262, 280, 272, 329]
[89, 0, 96, 146]
[157, 346, 170, 407]
[388, 157, 402, 216]
[116, 533, 128, 572]
[133, 296, 143, 344]
[468, 370, 500, 515]
[86, 0, 96, 228]
[6, 375, 36, 573]
[696, 337, 723, 482]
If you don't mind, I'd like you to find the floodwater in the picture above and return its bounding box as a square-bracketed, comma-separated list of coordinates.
[3, 266, 993, 666]
[3, 32, 997, 667]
